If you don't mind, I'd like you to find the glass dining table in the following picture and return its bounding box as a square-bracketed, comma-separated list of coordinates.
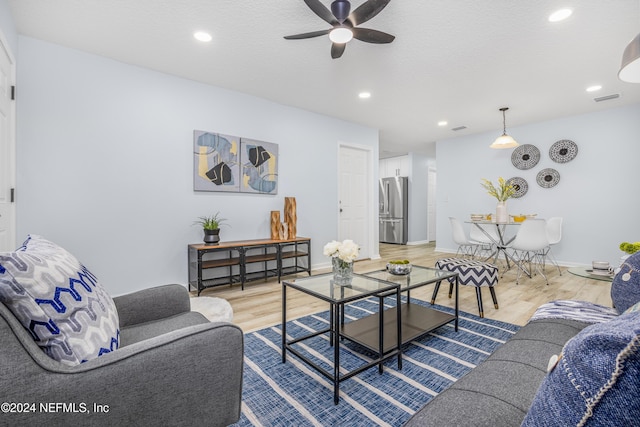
[465, 220, 530, 277]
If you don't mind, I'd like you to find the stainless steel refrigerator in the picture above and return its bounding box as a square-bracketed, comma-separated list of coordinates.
[379, 176, 408, 244]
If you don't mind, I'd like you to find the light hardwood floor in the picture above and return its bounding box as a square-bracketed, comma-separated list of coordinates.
[191, 243, 613, 332]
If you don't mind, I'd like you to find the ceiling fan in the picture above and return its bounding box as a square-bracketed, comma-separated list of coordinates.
[284, 0, 395, 59]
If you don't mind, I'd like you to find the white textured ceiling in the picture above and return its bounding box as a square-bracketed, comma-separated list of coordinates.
[8, 0, 640, 157]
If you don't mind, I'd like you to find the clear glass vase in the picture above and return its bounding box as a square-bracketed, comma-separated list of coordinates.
[332, 257, 354, 285]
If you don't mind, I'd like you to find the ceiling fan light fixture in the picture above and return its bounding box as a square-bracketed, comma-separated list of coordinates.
[618, 33, 640, 83]
[490, 107, 519, 149]
[284, 0, 393, 58]
[329, 27, 353, 44]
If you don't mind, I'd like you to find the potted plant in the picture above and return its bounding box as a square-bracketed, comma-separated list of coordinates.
[195, 212, 228, 245]
[620, 242, 640, 255]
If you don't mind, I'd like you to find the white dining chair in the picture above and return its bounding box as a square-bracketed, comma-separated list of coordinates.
[469, 223, 499, 259]
[542, 217, 563, 275]
[507, 219, 550, 285]
[449, 217, 477, 258]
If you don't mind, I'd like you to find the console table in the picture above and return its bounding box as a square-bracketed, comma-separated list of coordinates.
[188, 237, 311, 295]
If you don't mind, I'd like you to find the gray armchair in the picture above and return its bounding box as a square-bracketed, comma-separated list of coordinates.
[0, 284, 243, 426]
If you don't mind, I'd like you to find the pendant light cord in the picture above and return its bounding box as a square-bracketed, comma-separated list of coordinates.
[502, 110, 507, 135]
[500, 107, 509, 135]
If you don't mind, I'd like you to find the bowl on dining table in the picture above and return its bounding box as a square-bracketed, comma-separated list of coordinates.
[470, 214, 484, 221]
[512, 215, 526, 223]
[526, 214, 537, 219]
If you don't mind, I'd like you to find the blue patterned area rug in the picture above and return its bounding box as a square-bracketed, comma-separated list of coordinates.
[232, 297, 520, 427]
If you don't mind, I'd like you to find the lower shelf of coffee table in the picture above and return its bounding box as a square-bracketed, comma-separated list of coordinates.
[340, 303, 456, 353]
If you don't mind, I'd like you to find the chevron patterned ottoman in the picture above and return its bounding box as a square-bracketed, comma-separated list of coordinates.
[433, 257, 499, 317]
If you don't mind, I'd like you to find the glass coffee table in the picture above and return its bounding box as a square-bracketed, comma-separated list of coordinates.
[282, 272, 402, 404]
[568, 267, 615, 282]
[358, 265, 459, 348]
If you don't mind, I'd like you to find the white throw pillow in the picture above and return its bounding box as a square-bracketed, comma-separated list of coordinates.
[0, 235, 120, 366]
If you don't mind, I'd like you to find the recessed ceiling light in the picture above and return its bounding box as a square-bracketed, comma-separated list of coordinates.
[358, 92, 371, 99]
[586, 85, 602, 92]
[193, 31, 212, 42]
[437, 121, 448, 127]
[548, 8, 572, 22]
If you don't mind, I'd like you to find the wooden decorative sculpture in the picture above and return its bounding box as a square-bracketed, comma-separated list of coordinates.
[270, 211, 281, 240]
[284, 197, 297, 239]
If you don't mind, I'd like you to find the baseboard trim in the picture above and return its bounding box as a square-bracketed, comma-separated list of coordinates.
[407, 240, 430, 246]
[435, 247, 457, 254]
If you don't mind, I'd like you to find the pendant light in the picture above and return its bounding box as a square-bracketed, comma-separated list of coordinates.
[620, 2, 640, 83]
[619, 33, 640, 83]
[490, 107, 519, 149]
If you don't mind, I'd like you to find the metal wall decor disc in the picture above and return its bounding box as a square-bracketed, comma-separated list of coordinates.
[511, 144, 540, 170]
[549, 139, 578, 163]
[506, 177, 528, 198]
[536, 168, 560, 188]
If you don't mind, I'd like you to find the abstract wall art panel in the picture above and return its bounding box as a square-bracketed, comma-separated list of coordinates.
[240, 138, 278, 194]
[193, 130, 240, 192]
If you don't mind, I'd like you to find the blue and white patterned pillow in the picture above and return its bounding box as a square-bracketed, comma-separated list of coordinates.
[529, 300, 619, 323]
[522, 311, 640, 426]
[624, 301, 640, 314]
[611, 251, 640, 313]
[0, 235, 119, 366]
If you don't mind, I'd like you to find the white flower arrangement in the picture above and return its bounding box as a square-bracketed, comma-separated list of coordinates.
[323, 239, 360, 263]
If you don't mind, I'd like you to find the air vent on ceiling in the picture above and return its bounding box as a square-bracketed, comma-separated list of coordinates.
[451, 126, 467, 131]
[594, 93, 620, 102]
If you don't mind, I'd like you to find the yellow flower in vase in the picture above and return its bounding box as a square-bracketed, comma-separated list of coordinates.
[480, 177, 516, 202]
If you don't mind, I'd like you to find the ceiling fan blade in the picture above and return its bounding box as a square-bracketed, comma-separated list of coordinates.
[331, 43, 346, 59]
[303, 0, 339, 26]
[349, 0, 391, 26]
[284, 29, 330, 40]
[351, 27, 395, 44]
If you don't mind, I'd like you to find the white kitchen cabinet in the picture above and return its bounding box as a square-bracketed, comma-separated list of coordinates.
[380, 155, 410, 178]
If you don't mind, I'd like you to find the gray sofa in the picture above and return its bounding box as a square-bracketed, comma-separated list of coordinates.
[0, 284, 243, 427]
[404, 317, 591, 426]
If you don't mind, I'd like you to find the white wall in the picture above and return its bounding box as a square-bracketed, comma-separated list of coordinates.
[0, 0, 17, 53]
[436, 103, 640, 267]
[15, 37, 379, 296]
[407, 153, 433, 245]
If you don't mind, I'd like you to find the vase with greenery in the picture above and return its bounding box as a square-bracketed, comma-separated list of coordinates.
[194, 212, 227, 245]
[481, 177, 516, 223]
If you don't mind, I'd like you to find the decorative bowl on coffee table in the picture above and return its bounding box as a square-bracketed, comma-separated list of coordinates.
[386, 262, 412, 275]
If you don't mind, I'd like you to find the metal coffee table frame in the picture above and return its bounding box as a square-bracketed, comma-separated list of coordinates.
[352, 265, 460, 351]
[282, 272, 402, 404]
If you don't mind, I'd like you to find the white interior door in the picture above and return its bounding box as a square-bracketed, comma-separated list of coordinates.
[0, 35, 16, 251]
[338, 145, 371, 260]
[427, 167, 437, 242]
